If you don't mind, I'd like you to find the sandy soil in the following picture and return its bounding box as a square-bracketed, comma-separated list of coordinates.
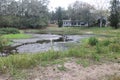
[0, 61, 120, 80]
[27, 61, 120, 80]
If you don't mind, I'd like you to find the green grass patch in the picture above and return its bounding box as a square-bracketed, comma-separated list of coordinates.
[2, 34, 32, 39]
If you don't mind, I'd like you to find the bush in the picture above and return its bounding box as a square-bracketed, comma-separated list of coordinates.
[88, 37, 98, 46]
[102, 40, 111, 46]
[0, 36, 9, 52]
[0, 28, 20, 34]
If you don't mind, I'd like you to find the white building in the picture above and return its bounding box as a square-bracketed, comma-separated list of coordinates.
[63, 20, 88, 27]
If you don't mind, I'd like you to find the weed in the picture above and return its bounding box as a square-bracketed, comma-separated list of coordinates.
[102, 40, 111, 46]
[10, 69, 27, 80]
[88, 37, 98, 46]
[76, 59, 90, 67]
[96, 43, 102, 53]
[109, 43, 120, 52]
[92, 53, 100, 61]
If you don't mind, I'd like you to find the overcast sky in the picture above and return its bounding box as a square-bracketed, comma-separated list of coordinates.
[48, 0, 110, 11]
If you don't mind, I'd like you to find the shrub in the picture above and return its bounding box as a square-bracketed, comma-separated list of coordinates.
[0, 37, 9, 52]
[0, 28, 20, 34]
[102, 40, 111, 46]
[88, 37, 98, 46]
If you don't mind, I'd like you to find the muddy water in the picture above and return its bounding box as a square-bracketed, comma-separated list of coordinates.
[0, 34, 92, 56]
[10, 34, 92, 54]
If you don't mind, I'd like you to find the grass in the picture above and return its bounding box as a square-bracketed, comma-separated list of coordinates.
[0, 36, 120, 73]
[25, 27, 120, 37]
[0, 27, 120, 79]
[108, 75, 120, 80]
[76, 59, 91, 67]
[2, 34, 32, 39]
[103, 74, 120, 80]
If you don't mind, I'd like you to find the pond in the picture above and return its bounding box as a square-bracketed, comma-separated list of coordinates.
[0, 34, 93, 56]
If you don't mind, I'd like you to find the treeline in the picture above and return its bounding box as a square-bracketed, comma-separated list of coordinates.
[50, 0, 120, 28]
[0, 0, 49, 28]
[50, 1, 108, 27]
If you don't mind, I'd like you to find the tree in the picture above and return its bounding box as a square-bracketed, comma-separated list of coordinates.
[0, 0, 49, 28]
[18, 0, 49, 28]
[109, 0, 120, 29]
[94, 0, 110, 27]
[67, 1, 95, 26]
[56, 7, 63, 27]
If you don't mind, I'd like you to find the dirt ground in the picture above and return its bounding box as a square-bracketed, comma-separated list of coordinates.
[0, 60, 120, 80]
[27, 61, 120, 80]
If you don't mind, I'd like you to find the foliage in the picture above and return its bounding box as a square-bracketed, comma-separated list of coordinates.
[0, 37, 9, 52]
[88, 37, 99, 46]
[102, 40, 111, 46]
[109, 0, 120, 29]
[96, 44, 102, 53]
[92, 53, 100, 61]
[56, 7, 63, 27]
[109, 43, 120, 52]
[50, 1, 100, 27]
[67, 1, 97, 27]
[0, 28, 20, 34]
[0, 0, 49, 28]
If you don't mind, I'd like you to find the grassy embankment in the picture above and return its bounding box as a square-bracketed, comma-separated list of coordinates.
[0, 27, 120, 79]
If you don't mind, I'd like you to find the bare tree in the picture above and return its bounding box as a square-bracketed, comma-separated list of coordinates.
[67, 1, 95, 26]
[94, 0, 110, 27]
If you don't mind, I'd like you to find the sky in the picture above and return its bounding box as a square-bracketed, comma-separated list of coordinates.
[48, 0, 110, 11]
